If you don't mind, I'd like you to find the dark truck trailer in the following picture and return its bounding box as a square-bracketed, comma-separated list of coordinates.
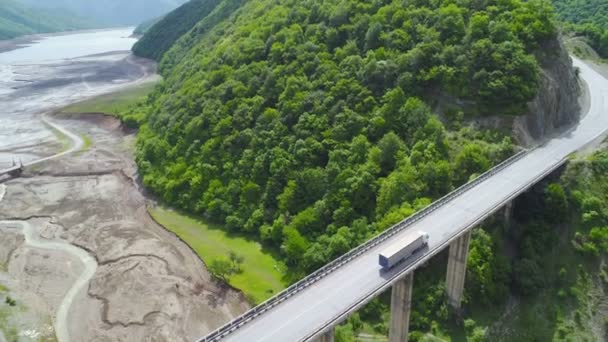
[379, 231, 429, 269]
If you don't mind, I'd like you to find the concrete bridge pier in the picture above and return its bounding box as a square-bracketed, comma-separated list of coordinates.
[315, 327, 335, 342]
[445, 230, 472, 311]
[503, 200, 514, 228]
[389, 273, 414, 342]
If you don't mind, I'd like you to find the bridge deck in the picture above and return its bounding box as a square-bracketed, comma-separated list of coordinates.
[0, 165, 22, 176]
[205, 58, 608, 342]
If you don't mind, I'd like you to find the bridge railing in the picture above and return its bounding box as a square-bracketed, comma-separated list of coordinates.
[199, 148, 530, 342]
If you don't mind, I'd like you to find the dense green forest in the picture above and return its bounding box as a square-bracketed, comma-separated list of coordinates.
[132, 0, 225, 61]
[129, 0, 556, 281]
[553, 0, 608, 57]
[0, 0, 93, 40]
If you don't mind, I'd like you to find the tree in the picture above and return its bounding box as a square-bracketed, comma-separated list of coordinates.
[454, 143, 490, 183]
[545, 183, 568, 222]
[377, 132, 406, 175]
[282, 227, 309, 266]
[208, 257, 234, 282]
[467, 229, 510, 304]
[365, 22, 383, 50]
[229, 250, 245, 272]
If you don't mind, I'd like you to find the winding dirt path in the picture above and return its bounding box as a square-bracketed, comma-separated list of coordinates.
[0, 218, 97, 342]
[24, 116, 84, 168]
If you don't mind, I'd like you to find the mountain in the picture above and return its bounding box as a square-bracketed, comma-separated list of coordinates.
[0, 0, 94, 40]
[132, 0, 233, 61]
[553, 0, 608, 57]
[131, 0, 557, 273]
[119, 0, 608, 340]
[133, 17, 162, 36]
[553, 0, 608, 29]
[17, 0, 188, 26]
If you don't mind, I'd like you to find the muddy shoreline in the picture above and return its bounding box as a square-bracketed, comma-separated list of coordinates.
[0, 111, 248, 341]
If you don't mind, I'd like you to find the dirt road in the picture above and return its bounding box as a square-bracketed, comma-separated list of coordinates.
[0, 220, 97, 342]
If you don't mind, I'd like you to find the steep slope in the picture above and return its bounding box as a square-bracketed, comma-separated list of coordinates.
[133, 17, 161, 36]
[0, 0, 93, 40]
[132, 0, 224, 61]
[553, 0, 608, 29]
[157, 0, 246, 71]
[18, 0, 187, 26]
[553, 0, 608, 57]
[133, 0, 569, 280]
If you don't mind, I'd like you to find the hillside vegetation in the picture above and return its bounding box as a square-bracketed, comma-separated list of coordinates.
[133, 0, 224, 61]
[132, 0, 556, 282]
[553, 0, 608, 57]
[331, 147, 608, 341]
[60, 83, 157, 128]
[0, 0, 93, 40]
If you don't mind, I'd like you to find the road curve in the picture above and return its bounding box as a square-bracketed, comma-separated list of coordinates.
[205, 57, 608, 342]
[25, 116, 84, 168]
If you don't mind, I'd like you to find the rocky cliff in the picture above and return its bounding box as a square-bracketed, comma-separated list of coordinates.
[514, 37, 581, 145]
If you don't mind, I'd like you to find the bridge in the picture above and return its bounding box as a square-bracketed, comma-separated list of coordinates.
[0, 160, 23, 177]
[199, 57, 608, 342]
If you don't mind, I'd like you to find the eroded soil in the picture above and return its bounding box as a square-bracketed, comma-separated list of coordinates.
[1, 114, 248, 341]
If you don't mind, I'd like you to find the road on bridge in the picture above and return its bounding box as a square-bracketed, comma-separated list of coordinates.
[205, 57, 608, 342]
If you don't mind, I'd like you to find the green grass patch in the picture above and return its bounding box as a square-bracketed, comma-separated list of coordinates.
[61, 82, 157, 116]
[80, 134, 92, 151]
[0, 284, 7, 293]
[149, 207, 286, 304]
[0, 302, 18, 342]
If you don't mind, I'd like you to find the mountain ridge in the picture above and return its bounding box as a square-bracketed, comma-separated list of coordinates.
[0, 0, 97, 40]
[17, 0, 188, 26]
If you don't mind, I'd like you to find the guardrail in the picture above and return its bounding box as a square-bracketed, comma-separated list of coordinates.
[199, 148, 530, 342]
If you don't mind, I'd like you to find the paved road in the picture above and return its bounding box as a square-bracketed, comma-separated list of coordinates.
[215, 57, 608, 341]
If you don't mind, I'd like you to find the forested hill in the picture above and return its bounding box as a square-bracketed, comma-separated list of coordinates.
[553, 0, 608, 56]
[0, 0, 93, 40]
[132, 0, 225, 61]
[133, 0, 556, 278]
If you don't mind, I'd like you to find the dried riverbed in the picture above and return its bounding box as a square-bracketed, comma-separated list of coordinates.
[0, 30, 247, 341]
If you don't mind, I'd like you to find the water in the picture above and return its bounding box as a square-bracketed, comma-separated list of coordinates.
[0, 28, 147, 167]
[0, 28, 137, 64]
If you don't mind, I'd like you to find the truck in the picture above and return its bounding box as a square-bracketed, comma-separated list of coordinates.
[379, 231, 429, 269]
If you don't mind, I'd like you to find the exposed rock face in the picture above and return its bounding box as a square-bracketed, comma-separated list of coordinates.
[514, 37, 581, 145]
